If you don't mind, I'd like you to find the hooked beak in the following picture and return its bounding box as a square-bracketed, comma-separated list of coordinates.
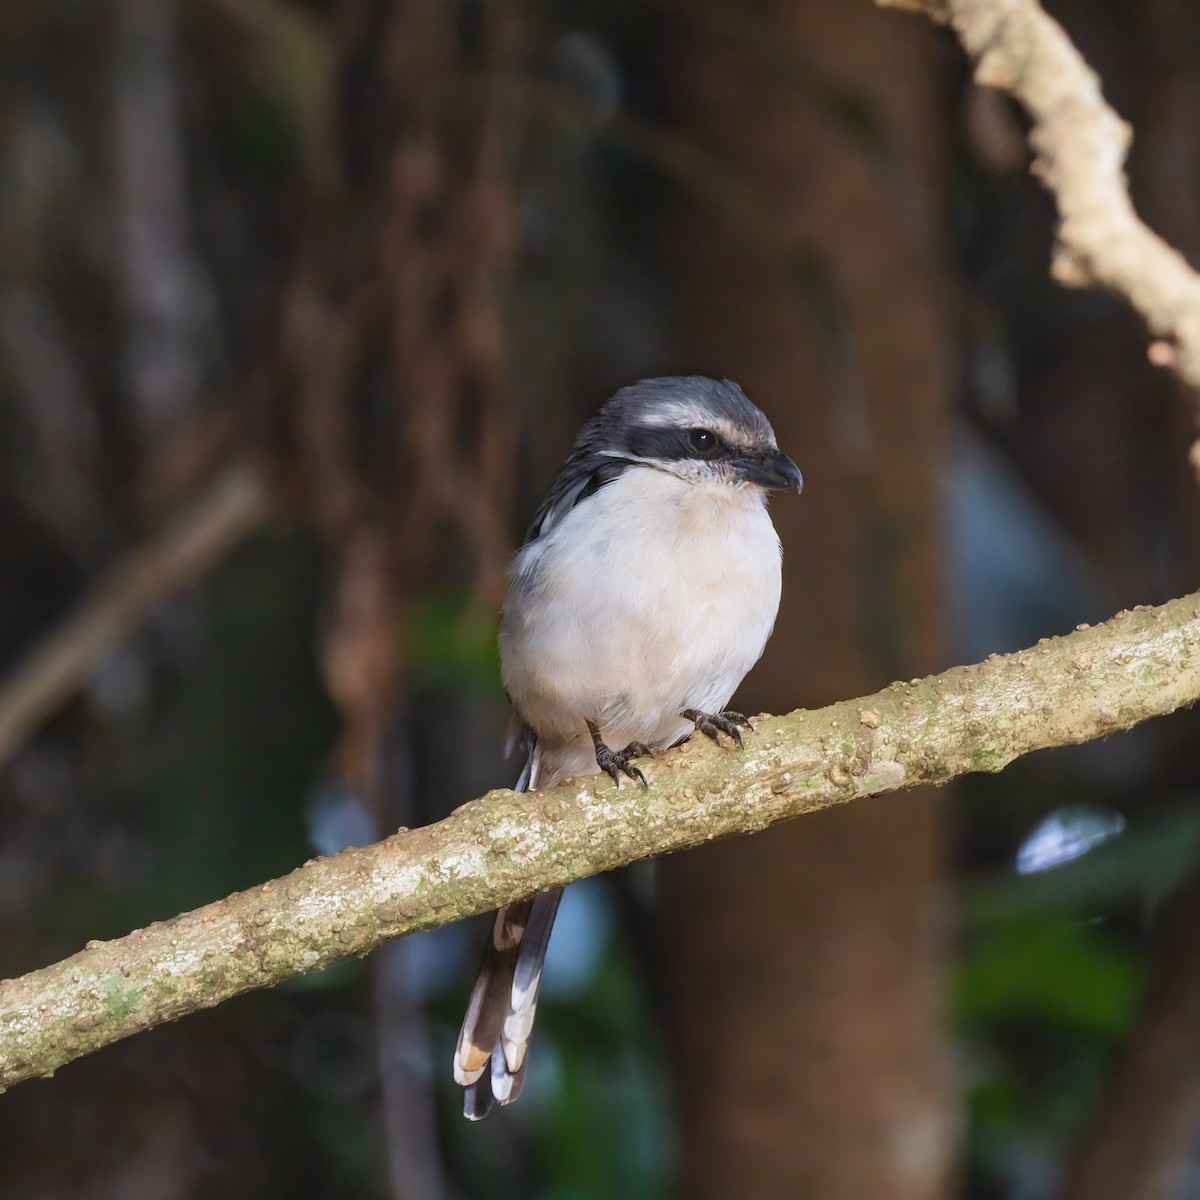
[736, 447, 804, 493]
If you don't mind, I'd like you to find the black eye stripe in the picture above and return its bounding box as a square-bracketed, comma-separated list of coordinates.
[624, 424, 730, 461]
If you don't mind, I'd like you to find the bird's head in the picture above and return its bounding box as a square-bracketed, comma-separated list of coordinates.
[591, 376, 803, 494]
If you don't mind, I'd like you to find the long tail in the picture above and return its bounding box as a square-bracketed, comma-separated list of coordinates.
[453, 888, 563, 1119]
[454, 733, 563, 1119]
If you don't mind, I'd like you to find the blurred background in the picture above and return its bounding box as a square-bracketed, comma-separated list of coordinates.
[2, 0, 1200, 1197]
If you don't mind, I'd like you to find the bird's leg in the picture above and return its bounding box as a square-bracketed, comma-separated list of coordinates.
[680, 708, 753, 748]
[587, 720, 648, 787]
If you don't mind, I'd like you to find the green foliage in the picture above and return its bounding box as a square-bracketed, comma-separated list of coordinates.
[959, 913, 1143, 1039]
[408, 593, 505, 696]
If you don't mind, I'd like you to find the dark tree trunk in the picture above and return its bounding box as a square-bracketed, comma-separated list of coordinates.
[661, 3, 953, 1196]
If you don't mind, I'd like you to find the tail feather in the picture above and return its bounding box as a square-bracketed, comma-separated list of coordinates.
[489, 1042, 527, 1104]
[454, 889, 562, 1116]
[463, 1043, 530, 1121]
[511, 888, 561, 1011]
[503, 887, 562, 1072]
[463, 1059, 495, 1121]
[456, 732, 564, 1118]
[453, 899, 533, 1085]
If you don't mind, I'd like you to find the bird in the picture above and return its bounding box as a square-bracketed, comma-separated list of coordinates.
[452, 375, 803, 1119]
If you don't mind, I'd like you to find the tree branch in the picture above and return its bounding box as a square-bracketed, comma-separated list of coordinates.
[881, 0, 1200, 460]
[0, 466, 269, 768]
[2, 592, 1199, 1091]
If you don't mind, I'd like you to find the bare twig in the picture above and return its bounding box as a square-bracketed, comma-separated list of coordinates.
[0, 466, 270, 768]
[1, 592, 1198, 1091]
[881, 0, 1200, 458]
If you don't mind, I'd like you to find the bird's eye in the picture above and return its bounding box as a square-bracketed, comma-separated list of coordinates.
[688, 428, 718, 455]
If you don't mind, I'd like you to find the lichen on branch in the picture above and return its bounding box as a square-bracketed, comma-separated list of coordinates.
[1, 592, 1199, 1092]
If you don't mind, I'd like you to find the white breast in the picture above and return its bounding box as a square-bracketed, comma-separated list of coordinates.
[500, 467, 783, 786]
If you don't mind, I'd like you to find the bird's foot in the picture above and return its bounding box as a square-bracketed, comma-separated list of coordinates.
[620, 741, 656, 759]
[680, 708, 753, 748]
[587, 721, 648, 787]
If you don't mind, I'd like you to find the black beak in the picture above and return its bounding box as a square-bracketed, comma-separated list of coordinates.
[737, 447, 804, 493]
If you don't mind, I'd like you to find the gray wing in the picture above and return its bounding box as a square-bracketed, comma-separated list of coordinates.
[525, 450, 631, 542]
[505, 449, 631, 767]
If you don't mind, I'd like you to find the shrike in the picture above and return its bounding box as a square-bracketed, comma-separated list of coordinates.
[453, 376, 803, 1119]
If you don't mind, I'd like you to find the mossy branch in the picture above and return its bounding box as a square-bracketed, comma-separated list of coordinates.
[2, 592, 1199, 1092]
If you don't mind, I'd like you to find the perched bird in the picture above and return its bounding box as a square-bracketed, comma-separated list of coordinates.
[453, 376, 803, 1119]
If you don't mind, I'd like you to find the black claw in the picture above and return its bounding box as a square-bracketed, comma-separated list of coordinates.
[620, 741, 655, 759]
[587, 721, 649, 787]
[681, 708, 752, 748]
